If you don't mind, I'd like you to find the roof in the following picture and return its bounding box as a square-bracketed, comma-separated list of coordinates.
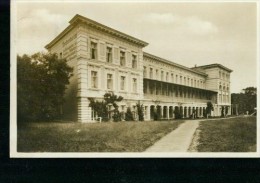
[45, 14, 149, 49]
[143, 52, 208, 77]
[191, 64, 233, 72]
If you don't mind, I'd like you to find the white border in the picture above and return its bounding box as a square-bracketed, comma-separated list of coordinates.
[10, 0, 260, 158]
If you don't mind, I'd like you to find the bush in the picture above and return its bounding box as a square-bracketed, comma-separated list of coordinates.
[136, 102, 144, 121]
[174, 108, 183, 119]
[125, 107, 134, 121]
[112, 108, 121, 122]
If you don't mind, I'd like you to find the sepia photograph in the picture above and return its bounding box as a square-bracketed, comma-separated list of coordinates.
[10, 0, 258, 157]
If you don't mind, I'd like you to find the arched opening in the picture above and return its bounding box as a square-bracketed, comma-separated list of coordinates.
[169, 106, 173, 118]
[163, 106, 167, 119]
[150, 105, 155, 120]
[184, 107, 187, 118]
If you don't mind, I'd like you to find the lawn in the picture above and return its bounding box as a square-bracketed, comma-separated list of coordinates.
[196, 116, 256, 152]
[17, 120, 184, 152]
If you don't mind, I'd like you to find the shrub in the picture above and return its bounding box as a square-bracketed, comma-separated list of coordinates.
[125, 107, 134, 121]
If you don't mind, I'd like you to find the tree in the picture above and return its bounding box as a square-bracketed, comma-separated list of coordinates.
[136, 101, 144, 121]
[88, 98, 108, 121]
[88, 92, 123, 122]
[17, 52, 73, 122]
[206, 102, 214, 118]
[242, 87, 257, 95]
[231, 87, 257, 114]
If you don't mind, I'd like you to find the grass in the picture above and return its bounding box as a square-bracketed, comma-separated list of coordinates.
[197, 116, 256, 152]
[17, 120, 184, 152]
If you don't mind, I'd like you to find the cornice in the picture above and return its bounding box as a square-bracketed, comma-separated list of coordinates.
[143, 52, 208, 77]
[45, 14, 149, 49]
[192, 64, 233, 73]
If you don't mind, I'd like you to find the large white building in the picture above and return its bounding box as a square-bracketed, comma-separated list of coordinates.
[45, 14, 232, 122]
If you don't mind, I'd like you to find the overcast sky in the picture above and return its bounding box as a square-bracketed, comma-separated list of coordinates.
[15, 1, 257, 93]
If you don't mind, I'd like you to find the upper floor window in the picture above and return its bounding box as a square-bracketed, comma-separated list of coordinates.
[176, 75, 178, 83]
[120, 51, 125, 66]
[161, 71, 164, 81]
[180, 76, 182, 84]
[132, 78, 137, 93]
[91, 42, 97, 59]
[188, 78, 190, 86]
[91, 71, 98, 88]
[171, 73, 174, 82]
[219, 85, 222, 90]
[184, 77, 186, 85]
[156, 69, 158, 79]
[219, 71, 221, 78]
[191, 79, 193, 87]
[132, 55, 137, 69]
[143, 66, 147, 77]
[107, 74, 113, 90]
[106, 46, 112, 63]
[166, 72, 169, 82]
[150, 68, 153, 79]
[120, 76, 125, 90]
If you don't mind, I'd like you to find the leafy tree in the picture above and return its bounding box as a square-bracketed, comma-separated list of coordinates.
[231, 87, 257, 114]
[88, 92, 123, 122]
[125, 107, 134, 121]
[88, 98, 108, 121]
[206, 102, 214, 118]
[17, 52, 73, 122]
[136, 101, 144, 121]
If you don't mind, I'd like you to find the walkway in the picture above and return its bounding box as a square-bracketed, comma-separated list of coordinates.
[145, 120, 200, 152]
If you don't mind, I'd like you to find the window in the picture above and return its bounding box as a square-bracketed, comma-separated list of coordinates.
[180, 76, 182, 84]
[222, 73, 225, 79]
[120, 51, 125, 66]
[143, 66, 147, 77]
[184, 77, 186, 85]
[91, 71, 98, 88]
[171, 73, 174, 82]
[219, 85, 222, 90]
[219, 71, 221, 78]
[197, 80, 199, 87]
[166, 72, 169, 82]
[161, 71, 164, 81]
[106, 46, 112, 63]
[156, 70, 158, 79]
[150, 68, 153, 79]
[191, 79, 193, 87]
[132, 78, 137, 92]
[120, 76, 125, 90]
[107, 74, 113, 90]
[194, 79, 196, 87]
[132, 55, 137, 69]
[91, 42, 97, 59]
[176, 75, 178, 83]
[219, 94, 222, 103]
[188, 78, 190, 86]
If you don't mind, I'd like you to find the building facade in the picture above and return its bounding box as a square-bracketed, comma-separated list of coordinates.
[45, 14, 232, 122]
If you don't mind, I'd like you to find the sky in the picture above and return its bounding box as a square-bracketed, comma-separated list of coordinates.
[14, 1, 258, 93]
